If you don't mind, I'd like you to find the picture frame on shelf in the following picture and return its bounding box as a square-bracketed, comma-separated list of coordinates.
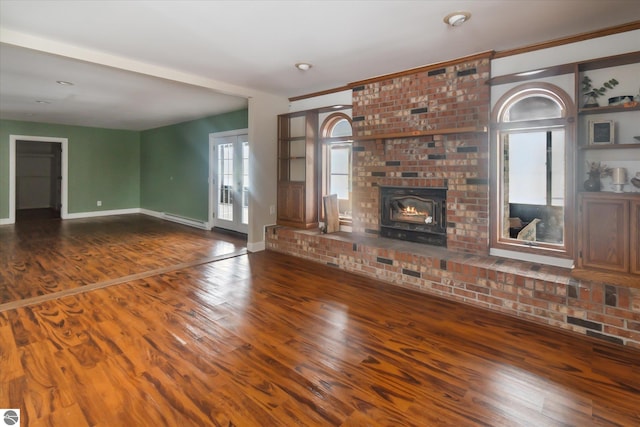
[588, 119, 614, 145]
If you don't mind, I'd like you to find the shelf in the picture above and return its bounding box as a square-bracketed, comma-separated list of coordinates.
[579, 143, 640, 150]
[578, 104, 640, 115]
[352, 126, 487, 141]
[577, 51, 640, 72]
[279, 136, 307, 141]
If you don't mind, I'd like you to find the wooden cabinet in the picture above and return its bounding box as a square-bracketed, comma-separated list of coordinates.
[574, 52, 640, 282]
[277, 111, 318, 228]
[578, 192, 640, 275]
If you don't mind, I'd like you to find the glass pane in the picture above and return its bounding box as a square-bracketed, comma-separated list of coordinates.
[508, 132, 547, 205]
[330, 118, 352, 137]
[550, 130, 565, 207]
[330, 175, 349, 199]
[330, 146, 350, 174]
[502, 130, 564, 245]
[217, 143, 233, 221]
[505, 96, 562, 122]
[242, 141, 249, 225]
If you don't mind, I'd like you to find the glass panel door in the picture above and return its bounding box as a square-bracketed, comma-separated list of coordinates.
[212, 133, 248, 234]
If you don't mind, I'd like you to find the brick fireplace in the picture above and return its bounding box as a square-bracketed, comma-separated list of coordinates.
[350, 54, 491, 254]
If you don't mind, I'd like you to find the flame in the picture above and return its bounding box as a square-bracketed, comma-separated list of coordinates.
[400, 206, 428, 216]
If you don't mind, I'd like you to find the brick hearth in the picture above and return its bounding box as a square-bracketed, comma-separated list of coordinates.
[266, 227, 640, 349]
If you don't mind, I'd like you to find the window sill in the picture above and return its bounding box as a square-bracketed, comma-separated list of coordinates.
[489, 248, 574, 269]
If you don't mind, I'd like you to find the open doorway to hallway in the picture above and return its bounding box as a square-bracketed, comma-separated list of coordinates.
[7, 135, 68, 225]
[15, 140, 62, 221]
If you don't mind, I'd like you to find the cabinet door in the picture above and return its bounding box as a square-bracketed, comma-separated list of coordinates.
[631, 200, 640, 275]
[580, 196, 629, 273]
[277, 182, 305, 224]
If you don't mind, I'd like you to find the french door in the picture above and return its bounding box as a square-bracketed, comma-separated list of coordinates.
[210, 132, 249, 234]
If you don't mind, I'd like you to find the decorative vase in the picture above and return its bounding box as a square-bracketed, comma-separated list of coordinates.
[584, 172, 601, 192]
[583, 94, 599, 108]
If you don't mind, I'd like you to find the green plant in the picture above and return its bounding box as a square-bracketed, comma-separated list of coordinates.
[586, 161, 612, 177]
[582, 76, 619, 99]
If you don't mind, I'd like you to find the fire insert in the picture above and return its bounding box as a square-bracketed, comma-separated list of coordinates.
[380, 186, 447, 246]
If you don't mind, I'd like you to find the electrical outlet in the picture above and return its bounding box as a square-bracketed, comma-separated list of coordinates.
[97, 200, 102, 207]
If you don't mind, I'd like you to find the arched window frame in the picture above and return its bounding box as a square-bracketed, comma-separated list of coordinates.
[490, 82, 576, 261]
[320, 113, 353, 223]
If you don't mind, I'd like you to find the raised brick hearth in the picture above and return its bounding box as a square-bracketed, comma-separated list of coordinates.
[266, 227, 640, 349]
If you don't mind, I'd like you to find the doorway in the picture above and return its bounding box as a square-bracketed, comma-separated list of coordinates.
[209, 130, 249, 235]
[8, 135, 69, 224]
[16, 140, 62, 220]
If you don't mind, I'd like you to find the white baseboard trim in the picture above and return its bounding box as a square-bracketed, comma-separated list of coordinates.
[140, 209, 210, 230]
[64, 208, 141, 220]
[0, 218, 12, 225]
[247, 241, 265, 252]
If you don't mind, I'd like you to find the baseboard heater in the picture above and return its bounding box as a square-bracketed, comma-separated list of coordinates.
[162, 212, 209, 230]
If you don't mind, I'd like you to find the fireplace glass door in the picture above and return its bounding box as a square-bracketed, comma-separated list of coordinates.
[389, 197, 436, 226]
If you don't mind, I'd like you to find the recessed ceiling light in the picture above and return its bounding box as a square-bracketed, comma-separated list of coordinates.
[56, 80, 74, 86]
[443, 11, 471, 27]
[295, 63, 312, 71]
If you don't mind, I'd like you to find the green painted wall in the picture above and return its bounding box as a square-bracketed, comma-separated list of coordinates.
[140, 109, 248, 222]
[0, 120, 140, 218]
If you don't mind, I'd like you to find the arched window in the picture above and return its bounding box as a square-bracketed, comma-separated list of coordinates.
[321, 113, 353, 221]
[490, 83, 575, 261]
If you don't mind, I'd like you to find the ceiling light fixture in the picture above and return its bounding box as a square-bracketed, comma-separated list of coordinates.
[443, 11, 471, 27]
[295, 63, 312, 71]
[35, 100, 51, 104]
[56, 80, 74, 86]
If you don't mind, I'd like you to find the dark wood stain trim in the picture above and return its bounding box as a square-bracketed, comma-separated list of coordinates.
[494, 21, 640, 59]
[288, 85, 353, 102]
[348, 51, 495, 88]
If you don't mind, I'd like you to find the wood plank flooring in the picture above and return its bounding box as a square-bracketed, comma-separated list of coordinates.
[0, 214, 246, 306]
[1, 216, 639, 425]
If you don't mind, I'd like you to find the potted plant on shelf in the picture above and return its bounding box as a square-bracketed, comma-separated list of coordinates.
[582, 76, 619, 108]
[584, 161, 612, 192]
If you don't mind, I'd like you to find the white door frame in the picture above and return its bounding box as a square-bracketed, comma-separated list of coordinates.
[209, 128, 249, 233]
[7, 135, 69, 224]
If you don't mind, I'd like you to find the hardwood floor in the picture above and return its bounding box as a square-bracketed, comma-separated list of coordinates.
[1, 216, 639, 426]
[0, 214, 246, 307]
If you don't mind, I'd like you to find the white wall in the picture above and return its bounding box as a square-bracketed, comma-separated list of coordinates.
[247, 94, 289, 250]
[289, 90, 352, 113]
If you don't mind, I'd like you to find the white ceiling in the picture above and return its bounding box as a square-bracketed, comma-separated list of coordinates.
[1, 1, 639, 131]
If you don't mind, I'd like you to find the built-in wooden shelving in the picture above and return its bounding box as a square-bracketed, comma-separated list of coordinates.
[578, 104, 640, 115]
